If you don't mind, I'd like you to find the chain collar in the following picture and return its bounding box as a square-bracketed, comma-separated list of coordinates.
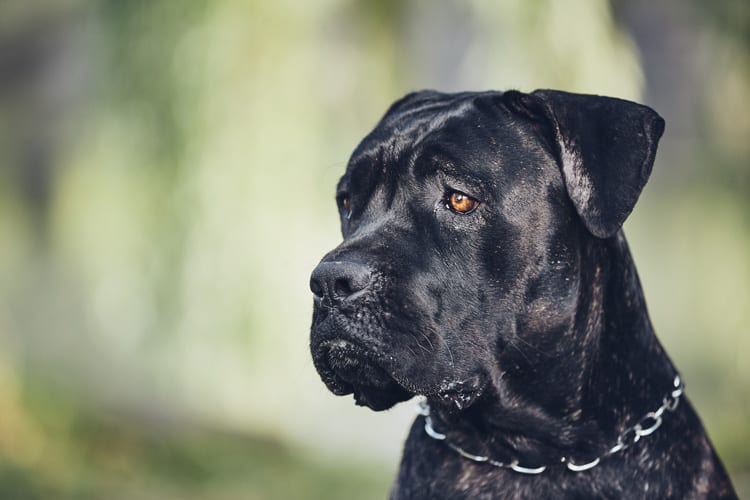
[416, 375, 684, 474]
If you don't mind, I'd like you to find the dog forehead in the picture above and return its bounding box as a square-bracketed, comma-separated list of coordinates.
[341, 91, 542, 192]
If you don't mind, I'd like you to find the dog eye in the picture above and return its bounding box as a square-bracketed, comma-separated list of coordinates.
[338, 195, 352, 218]
[446, 191, 479, 214]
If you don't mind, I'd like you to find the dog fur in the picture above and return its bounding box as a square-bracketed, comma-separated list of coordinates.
[309, 89, 737, 499]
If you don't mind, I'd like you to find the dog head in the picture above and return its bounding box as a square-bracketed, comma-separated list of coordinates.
[309, 89, 664, 411]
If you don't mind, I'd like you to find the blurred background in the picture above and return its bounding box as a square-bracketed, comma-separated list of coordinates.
[0, 0, 747, 498]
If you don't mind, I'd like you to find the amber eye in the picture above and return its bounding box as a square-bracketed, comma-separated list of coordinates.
[446, 191, 479, 214]
[339, 195, 351, 217]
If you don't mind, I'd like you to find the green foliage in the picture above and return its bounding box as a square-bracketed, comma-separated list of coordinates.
[0, 384, 393, 499]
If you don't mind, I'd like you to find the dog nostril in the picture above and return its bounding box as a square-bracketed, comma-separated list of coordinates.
[335, 265, 372, 300]
[333, 277, 354, 298]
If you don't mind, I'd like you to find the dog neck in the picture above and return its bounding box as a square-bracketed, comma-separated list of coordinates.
[428, 232, 680, 465]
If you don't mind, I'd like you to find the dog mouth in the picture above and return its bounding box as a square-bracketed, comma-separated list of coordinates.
[312, 339, 412, 410]
[312, 337, 488, 412]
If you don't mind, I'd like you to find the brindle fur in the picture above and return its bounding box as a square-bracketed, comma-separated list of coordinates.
[309, 90, 737, 499]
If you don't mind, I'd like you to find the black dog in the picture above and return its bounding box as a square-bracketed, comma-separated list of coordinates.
[309, 89, 737, 499]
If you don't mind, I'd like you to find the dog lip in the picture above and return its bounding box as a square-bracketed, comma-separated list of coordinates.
[319, 338, 357, 350]
[314, 338, 400, 389]
[322, 340, 388, 384]
[316, 337, 383, 366]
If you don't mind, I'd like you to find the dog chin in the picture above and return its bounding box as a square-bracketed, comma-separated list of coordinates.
[312, 339, 412, 411]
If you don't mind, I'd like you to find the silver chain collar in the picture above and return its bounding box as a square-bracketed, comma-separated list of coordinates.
[416, 375, 684, 474]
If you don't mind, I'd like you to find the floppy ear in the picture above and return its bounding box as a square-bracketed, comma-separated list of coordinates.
[502, 89, 665, 239]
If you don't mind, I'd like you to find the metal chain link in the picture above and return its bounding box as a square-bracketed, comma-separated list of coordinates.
[417, 375, 684, 474]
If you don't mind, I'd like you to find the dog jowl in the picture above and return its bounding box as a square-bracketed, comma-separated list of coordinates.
[309, 89, 737, 499]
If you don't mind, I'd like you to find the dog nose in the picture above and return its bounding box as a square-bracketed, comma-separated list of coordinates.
[310, 261, 372, 304]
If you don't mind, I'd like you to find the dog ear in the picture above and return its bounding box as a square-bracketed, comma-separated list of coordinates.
[502, 89, 665, 239]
